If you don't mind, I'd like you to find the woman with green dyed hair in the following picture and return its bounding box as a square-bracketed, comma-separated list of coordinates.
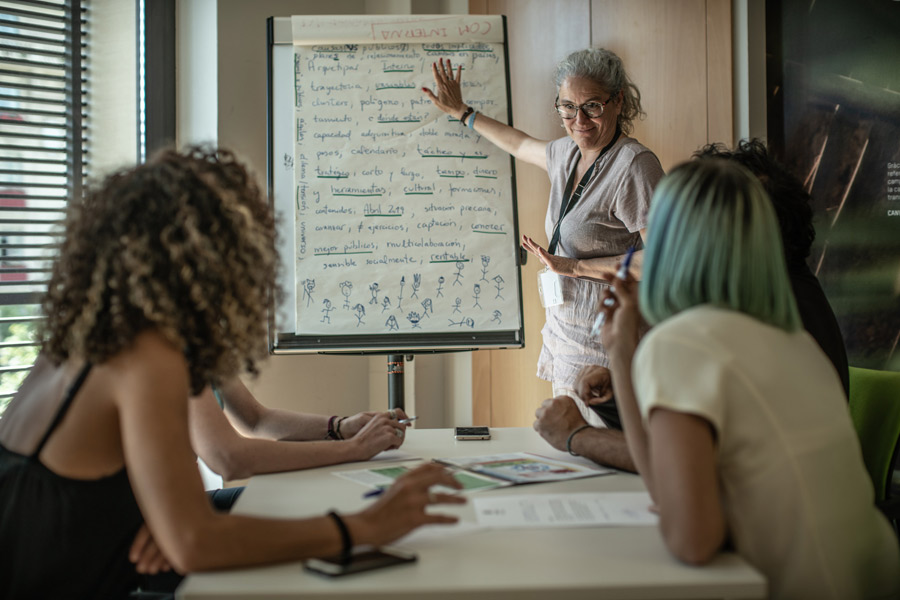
[639, 158, 802, 331]
[599, 159, 899, 600]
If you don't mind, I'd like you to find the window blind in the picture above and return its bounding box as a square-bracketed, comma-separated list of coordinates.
[0, 0, 87, 410]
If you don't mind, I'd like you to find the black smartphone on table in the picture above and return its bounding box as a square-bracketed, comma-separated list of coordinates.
[454, 426, 491, 440]
[303, 548, 417, 577]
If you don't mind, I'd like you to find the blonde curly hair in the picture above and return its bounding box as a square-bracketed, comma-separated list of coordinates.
[40, 146, 280, 394]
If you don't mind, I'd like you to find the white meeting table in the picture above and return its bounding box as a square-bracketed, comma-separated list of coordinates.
[177, 427, 765, 600]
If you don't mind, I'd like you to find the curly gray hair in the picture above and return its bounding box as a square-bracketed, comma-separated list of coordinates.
[554, 47, 645, 135]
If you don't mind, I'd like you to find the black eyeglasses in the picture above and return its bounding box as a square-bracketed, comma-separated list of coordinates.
[554, 95, 614, 119]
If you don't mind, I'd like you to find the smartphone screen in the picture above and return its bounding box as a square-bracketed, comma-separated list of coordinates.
[303, 548, 417, 577]
[455, 426, 491, 440]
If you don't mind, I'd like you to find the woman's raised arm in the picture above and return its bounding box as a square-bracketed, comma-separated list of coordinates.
[422, 58, 547, 170]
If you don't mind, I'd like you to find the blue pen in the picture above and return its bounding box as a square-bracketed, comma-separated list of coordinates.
[363, 488, 387, 499]
[590, 246, 635, 337]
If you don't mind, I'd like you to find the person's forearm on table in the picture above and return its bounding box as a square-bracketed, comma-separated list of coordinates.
[244, 407, 331, 442]
[201, 436, 372, 481]
[568, 427, 636, 472]
[217, 378, 330, 441]
[191, 390, 378, 480]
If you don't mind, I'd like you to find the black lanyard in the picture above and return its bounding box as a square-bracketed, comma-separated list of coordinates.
[547, 126, 621, 255]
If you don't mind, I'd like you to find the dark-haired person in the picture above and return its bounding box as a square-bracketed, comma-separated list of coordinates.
[694, 139, 849, 397]
[600, 159, 898, 598]
[0, 148, 463, 599]
[423, 48, 663, 424]
[535, 139, 851, 473]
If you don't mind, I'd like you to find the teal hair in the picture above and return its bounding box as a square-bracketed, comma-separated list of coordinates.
[640, 160, 802, 332]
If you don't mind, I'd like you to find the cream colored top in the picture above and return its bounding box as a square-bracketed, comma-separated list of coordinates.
[634, 306, 900, 600]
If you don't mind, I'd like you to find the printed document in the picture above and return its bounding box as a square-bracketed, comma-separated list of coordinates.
[335, 463, 510, 493]
[472, 492, 658, 528]
[435, 452, 613, 484]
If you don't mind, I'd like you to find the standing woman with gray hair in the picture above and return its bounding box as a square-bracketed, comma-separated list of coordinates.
[423, 48, 663, 420]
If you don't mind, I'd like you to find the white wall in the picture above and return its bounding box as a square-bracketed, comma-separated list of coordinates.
[732, 0, 767, 142]
[90, 0, 138, 177]
[176, 0, 471, 427]
[176, 0, 218, 147]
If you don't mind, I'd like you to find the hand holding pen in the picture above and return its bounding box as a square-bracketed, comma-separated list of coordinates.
[590, 249, 643, 365]
[590, 247, 635, 337]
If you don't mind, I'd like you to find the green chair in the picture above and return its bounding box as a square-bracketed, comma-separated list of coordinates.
[848, 366, 900, 531]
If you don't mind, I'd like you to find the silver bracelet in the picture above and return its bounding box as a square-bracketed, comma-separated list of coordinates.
[566, 424, 592, 456]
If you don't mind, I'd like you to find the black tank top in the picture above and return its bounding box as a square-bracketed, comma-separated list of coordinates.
[0, 364, 144, 599]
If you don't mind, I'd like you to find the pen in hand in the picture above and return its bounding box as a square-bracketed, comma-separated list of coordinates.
[590, 246, 635, 337]
[397, 416, 418, 424]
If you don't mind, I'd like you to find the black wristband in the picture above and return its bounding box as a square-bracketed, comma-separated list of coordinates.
[325, 415, 339, 440]
[566, 424, 592, 456]
[327, 511, 353, 563]
[459, 106, 474, 125]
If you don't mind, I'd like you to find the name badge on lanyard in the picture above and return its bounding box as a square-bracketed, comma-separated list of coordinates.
[538, 268, 564, 307]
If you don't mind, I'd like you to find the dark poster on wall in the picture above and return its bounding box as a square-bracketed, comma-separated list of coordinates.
[766, 0, 900, 371]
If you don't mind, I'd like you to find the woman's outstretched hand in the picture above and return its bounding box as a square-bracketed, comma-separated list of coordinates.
[422, 58, 468, 119]
[522, 235, 578, 278]
[348, 463, 465, 548]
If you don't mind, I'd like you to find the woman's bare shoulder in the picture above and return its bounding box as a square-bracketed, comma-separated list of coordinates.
[102, 330, 190, 398]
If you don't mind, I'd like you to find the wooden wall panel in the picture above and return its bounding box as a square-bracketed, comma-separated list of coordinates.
[707, 0, 734, 148]
[592, 0, 708, 171]
[469, 0, 589, 426]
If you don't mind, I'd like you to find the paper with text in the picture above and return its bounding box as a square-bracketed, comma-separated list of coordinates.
[473, 492, 658, 528]
[290, 15, 520, 336]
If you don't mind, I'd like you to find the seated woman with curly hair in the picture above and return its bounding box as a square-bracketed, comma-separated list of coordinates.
[0, 147, 463, 599]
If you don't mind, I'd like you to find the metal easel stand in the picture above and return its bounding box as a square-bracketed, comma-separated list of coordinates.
[387, 354, 412, 411]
